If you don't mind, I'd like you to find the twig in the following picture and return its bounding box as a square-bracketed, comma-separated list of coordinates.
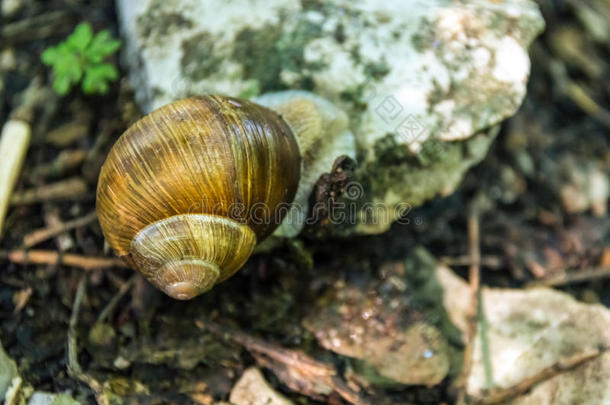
[198, 320, 369, 405]
[43, 207, 74, 251]
[546, 54, 610, 130]
[82, 120, 121, 182]
[10, 177, 89, 205]
[526, 267, 610, 288]
[478, 288, 493, 390]
[29, 149, 88, 183]
[8, 249, 127, 270]
[563, 81, 610, 131]
[476, 348, 603, 404]
[67, 275, 108, 405]
[439, 255, 503, 269]
[97, 276, 136, 323]
[456, 210, 484, 405]
[0, 10, 74, 46]
[23, 211, 97, 248]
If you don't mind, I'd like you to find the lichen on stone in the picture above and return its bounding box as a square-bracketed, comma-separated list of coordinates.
[136, 0, 194, 46]
[232, 16, 325, 93]
[181, 32, 225, 82]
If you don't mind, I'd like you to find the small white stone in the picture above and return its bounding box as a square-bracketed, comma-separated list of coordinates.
[230, 368, 293, 405]
[113, 356, 131, 369]
[1, 0, 23, 18]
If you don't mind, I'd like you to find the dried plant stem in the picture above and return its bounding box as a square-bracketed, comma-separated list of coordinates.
[527, 266, 610, 288]
[8, 249, 127, 270]
[478, 288, 494, 390]
[43, 207, 75, 251]
[10, 177, 88, 206]
[97, 276, 135, 323]
[456, 210, 486, 405]
[67, 275, 109, 405]
[0, 10, 74, 45]
[564, 81, 610, 130]
[29, 149, 88, 183]
[23, 211, 98, 248]
[477, 349, 603, 404]
[0, 77, 46, 238]
[0, 120, 31, 236]
[440, 255, 503, 269]
[545, 51, 610, 130]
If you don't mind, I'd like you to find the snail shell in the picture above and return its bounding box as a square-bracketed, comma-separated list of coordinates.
[96, 95, 301, 299]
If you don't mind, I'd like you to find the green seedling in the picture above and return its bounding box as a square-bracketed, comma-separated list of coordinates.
[42, 22, 121, 95]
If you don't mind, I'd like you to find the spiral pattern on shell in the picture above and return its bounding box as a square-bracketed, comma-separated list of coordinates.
[96, 95, 301, 299]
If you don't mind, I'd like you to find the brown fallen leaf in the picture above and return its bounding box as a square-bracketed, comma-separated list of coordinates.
[197, 320, 369, 405]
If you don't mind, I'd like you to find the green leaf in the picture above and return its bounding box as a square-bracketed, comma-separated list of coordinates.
[52, 75, 72, 95]
[66, 22, 93, 52]
[53, 48, 83, 82]
[85, 30, 121, 63]
[41, 46, 61, 65]
[82, 63, 118, 94]
[41, 22, 120, 96]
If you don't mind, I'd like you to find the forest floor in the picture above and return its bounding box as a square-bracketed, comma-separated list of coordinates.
[0, 0, 609, 404]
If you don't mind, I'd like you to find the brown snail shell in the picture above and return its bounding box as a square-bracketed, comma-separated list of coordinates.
[96, 95, 301, 300]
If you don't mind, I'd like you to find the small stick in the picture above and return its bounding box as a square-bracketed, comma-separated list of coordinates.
[10, 177, 89, 205]
[97, 276, 136, 323]
[476, 348, 603, 404]
[29, 149, 88, 183]
[547, 55, 610, 130]
[439, 255, 503, 269]
[43, 207, 74, 251]
[82, 120, 120, 182]
[526, 267, 610, 288]
[23, 211, 97, 248]
[67, 275, 109, 405]
[8, 249, 127, 271]
[1, 10, 74, 46]
[456, 210, 484, 404]
[564, 81, 610, 131]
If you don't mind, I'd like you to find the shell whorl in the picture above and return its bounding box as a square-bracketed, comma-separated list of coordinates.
[130, 214, 256, 299]
[96, 95, 301, 299]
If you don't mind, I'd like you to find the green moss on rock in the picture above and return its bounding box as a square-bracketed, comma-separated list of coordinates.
[136, 0, 194, 45]
[181, 32, 224, 81]
[232, 18, 324, 92]
[350, 128, 498, 234]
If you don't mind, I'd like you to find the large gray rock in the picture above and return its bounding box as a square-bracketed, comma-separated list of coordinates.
[117, 0, 544, 235]
[436, 265, 610, 403]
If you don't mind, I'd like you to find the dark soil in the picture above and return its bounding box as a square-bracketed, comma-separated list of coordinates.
[0, 0, 608, 404]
